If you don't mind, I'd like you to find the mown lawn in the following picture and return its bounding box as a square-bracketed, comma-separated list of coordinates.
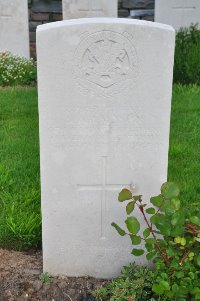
[168, 84, 200, 205]
[0, 87, 41, 249]
[0, 84, 199, 249]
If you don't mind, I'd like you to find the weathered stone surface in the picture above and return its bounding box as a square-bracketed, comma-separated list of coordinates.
[62, 0, 118, 19]
[122, 0, 154, 9]
[0, 0, 30, 58]
[155, 0, 200, 30]
[37, 18, 175, 278]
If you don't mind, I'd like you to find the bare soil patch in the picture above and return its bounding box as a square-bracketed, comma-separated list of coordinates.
[0, 249, 107, 301]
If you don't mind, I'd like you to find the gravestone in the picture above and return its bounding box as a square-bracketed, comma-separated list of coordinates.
[62, 0, 118, 19]
[0, 0, 29, 58]
[155, 0, 200, 30]
[37, 18, 175, 278]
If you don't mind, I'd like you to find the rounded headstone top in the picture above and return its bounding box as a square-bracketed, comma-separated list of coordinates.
[37, 17, 175, 33]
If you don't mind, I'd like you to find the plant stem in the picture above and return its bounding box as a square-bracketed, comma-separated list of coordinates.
[179, 244, 195, 266]
[136, 201, 169, 264]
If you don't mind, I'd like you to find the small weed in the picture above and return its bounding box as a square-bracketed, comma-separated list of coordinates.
[39, 272, 52, 284]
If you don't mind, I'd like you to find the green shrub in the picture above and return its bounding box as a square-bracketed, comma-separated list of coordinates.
[112, 182, 200, 301]
[0, 52, 37, 86]
[174, 24, 200, 85]
[93, 263, 156, 301]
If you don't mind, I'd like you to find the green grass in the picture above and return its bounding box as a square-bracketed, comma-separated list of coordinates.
[0, 87, 41, 249]
[0, 84, 199, 249]
[168, 84, 200, 205]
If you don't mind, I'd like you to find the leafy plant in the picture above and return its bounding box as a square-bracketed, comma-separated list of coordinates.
[112, 182, 200, 301]
[39, 272, 52, 284]
[0, 52, 37, 86]
[93, 287, 108, 301]
[93, 263, 156, 301]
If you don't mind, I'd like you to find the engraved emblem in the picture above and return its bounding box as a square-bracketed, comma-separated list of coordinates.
[73, 30, 138, 97]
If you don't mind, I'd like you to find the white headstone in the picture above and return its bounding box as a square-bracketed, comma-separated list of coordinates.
[155, 0, 200, 30]
[37, 18, 175, 279]
[0, 0, 29, 58]
[62, 0, 118, 19]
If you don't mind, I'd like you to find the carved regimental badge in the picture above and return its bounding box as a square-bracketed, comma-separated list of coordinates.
[73, 30, 138, 97]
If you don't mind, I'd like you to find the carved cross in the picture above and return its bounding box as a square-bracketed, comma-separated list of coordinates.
[78, 156, 133, 239]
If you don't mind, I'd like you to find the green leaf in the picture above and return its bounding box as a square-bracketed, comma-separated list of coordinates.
[190, 216, 200, 226]
[171, 198, 181, 210]
[171, 212, 185, 226]
[126, 201, 135, 215]
[150, 195, 163, 207]
[111, 223, 126, 236]
[131, 249, 144, 256]
[146, 207, 156, 214]
[175, 271, 184, 278]
[161, 182, 180, 199]
[150, 213, 165, 225]
[160, 281, 170, 291]
[146, 251, 156, 260]
[167, 247, 179, 256]
[159, 199, 170, 212]
[172, 283, 179, 293]
[197, 255, 200, 266]
[192, 287, 200, 294]
[165, 205, 176, 216]
[170, 224, 184, 237]
[157, 222, 171, 236]
[152, 283, 164, 294]
[118, 189, 132, 202]
[143, 228, 151, 238]
[133, 195, 142, 201]
[125, 216, 140, 235]
[131, 235, 141, 245]
[145, 242, 154, 252]
[160, 273, 168, 279]
[146, 238, 156, 245]
[188, 272, 195, 279]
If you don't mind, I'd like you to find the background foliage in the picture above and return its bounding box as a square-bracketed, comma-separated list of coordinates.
[0, 52, 37, 87]
[173, 24, 200, 85]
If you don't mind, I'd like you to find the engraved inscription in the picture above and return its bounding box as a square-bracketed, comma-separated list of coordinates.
[0, 3, 12, 17]
[78, 157, 133, 239]
[172, 0, 196, 10]
[77, 0, 103, 13]
[172, 6, 196, 10]
[73, 30, 138, 97]
[68, 0, 103, 15]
